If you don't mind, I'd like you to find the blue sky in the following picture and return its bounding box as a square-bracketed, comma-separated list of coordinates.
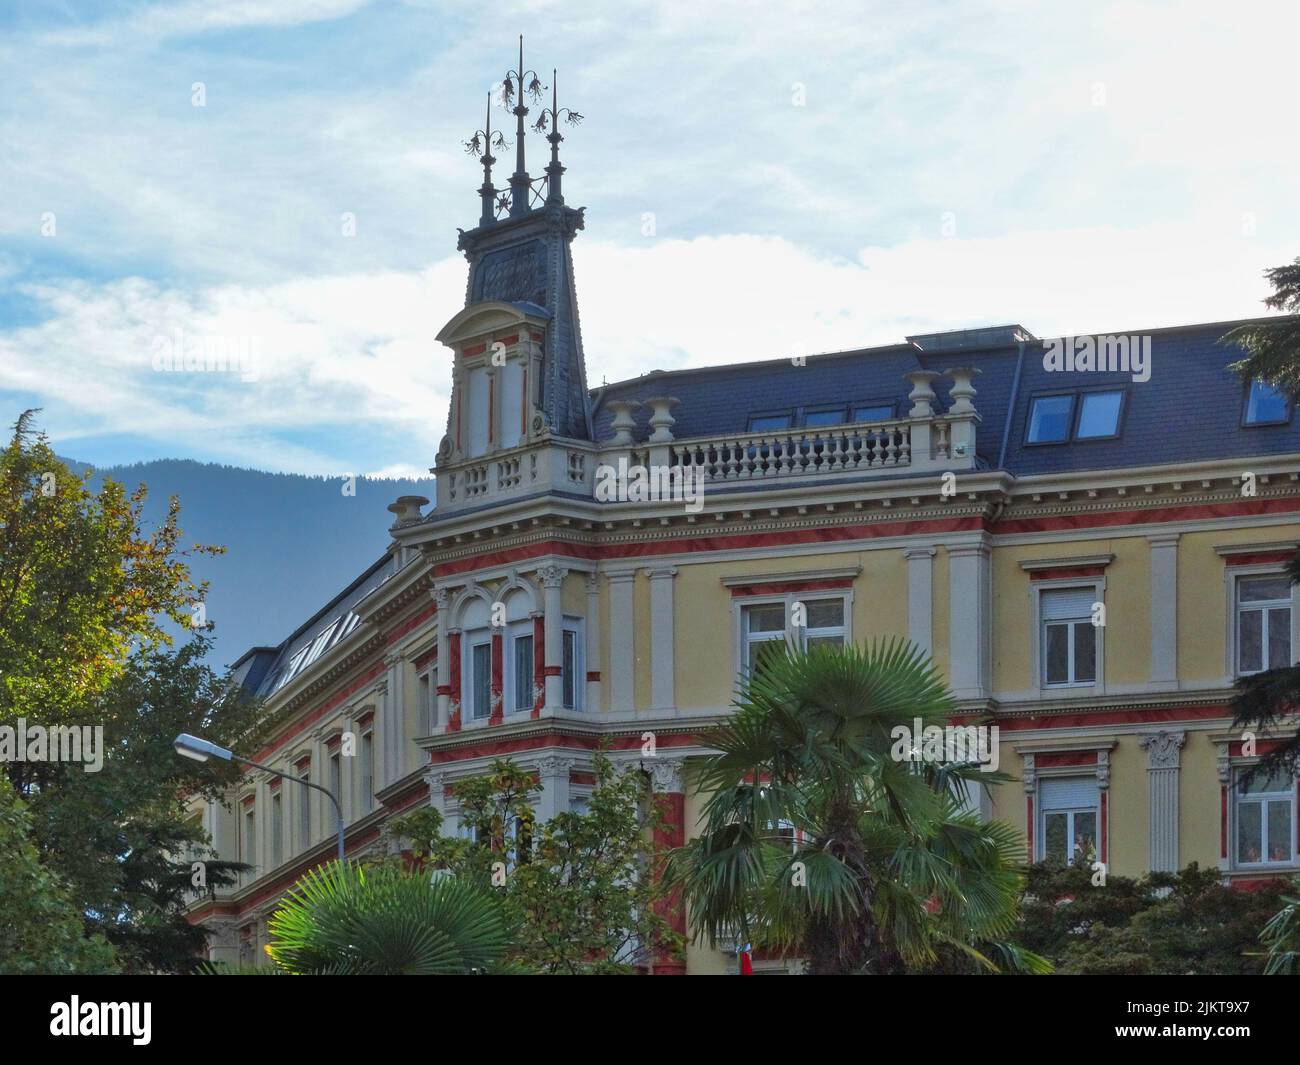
[1, 0, 1296, 475]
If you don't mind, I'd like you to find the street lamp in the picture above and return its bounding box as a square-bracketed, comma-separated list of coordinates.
[173, 732, 346, 862]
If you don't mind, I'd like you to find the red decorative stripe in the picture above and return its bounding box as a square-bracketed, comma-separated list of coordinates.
[570, 771, 596, 785]
[586, 671, 601, 682]
[268, 777, 281, 792]
[355, 710, 375, 729]
[729, 577, 853, 598]
[1026, 795, 1034, 862]
[436, 684, 452, 696]
[543, 665, 563, 677]
[1036, 750, 1098, 767]
[1029, 566, 1107, 581]
[1224, 551, 1294, 567]
[993, 703, 1230, 732]
[427, 728, 699, 765]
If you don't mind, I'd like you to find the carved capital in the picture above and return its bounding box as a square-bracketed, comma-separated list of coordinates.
[537, 565, 568, 589]
[648, 758, 685, 794]
[1139, 730, 1186, 771]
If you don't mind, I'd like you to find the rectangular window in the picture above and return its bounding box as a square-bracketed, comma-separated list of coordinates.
[329, 752, 341, 812]
[803, 408, 845, 427]
[466, 365, 490, 456]
[1244, 380, 1291, 426]
[243, 808, 256, 875]
[1026, 395, 1075, 443]
[1235, 767, 1295, 866]
[749, 413, 791, 431]
[471, 641, 492, 719]
[802, 598, 847, 649]
[743, 602, 788, 674]
[271, 793, 282, 867]
[1236, 575, 1292, 675]
[299, 771, 311, 848]
[360, 731, 374, 813]
[512, 633, 534, 713]
[852, 403, 893, 423]
[1039, 777, 1099, 865]
[1076, 390, 1124, 439]
[417, 671, 430, 732]
[1041, 588, 1098, 686]
[562, 628, 578, 709]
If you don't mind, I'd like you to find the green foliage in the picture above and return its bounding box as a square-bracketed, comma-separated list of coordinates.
[1223, 257, 1300, 395]
[1017, 861, 1295, 975]
[1260, 891, 1300, 974]
[0, 775, 116, 973]
[0, 412, 258, 972]
[385, 752, 680, 973]
[259, 860, 512, 975]
[668, 638, 1041, 974]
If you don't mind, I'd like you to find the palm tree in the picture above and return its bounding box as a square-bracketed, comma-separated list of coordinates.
[668, 638, 1046, 974]
[1260, 888, 1300, 974]
[258, 860, 514, 975]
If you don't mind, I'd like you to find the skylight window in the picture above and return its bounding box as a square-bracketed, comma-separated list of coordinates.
[1244, 380, 1291, 426]
[1076, 390, 1124, 439]
[1026, 395, 1074, 444]
[803, 408, 844, 427]
[852, 403, 894, 422]
[749, 413, 792, 431]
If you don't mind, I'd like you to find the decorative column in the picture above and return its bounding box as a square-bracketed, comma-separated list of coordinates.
[1148, 533, 1180, 686]
[942, 367, 980, 463]
[585, 573, 602, 712]
[423, 767, 449, 824]
[644, 396, 679, 470]
[1022, 754, 1037, 863]
[447, 631, 462, 732]
[649, 758, 687, 975]
[535, 756, 575, 822]
[383, 653, 406, 785]
[607, 570, 636, 712]
[904, 370, 940, 470]
[904, 546, 935, 656]
[1139, 730, 1185, 872]
[1216, 741, 1232, 869]
[433, 587, 451, 730]
[947, 538, 991, 701]
[647, 567, 677, 712]
[538, 565, 568, 713]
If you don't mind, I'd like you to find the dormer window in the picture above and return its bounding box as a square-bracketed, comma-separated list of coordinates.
[852, 403, 894, 423]
[1243, 380, 1291, 426]
[1026, 389, 1125, 444]
[749, 413, 792, 432]
[1026, 394, 1074, 443]
[803, 408, 845, 428]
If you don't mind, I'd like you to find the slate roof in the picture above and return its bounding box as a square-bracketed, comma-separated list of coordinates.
[590, 316, 1300, 476]
[229, 553, 393, 700]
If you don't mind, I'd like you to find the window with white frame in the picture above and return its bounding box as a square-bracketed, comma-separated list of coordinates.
[1038, 776, 1099, 865]
[359, 730, 374, 813]
[739, 594, 848, 676]
[562, 619, 583, 709]
[1040, 587, 1098, 687]
[270, 792, 283, 867]
[469, 639, 492, 720]
[417, 669, 434, 733]
[298, 767, 311, 848]
[510, 623, 534, 714]
[1234, 765, 1295, 866]
[1235, 574, 1293, 676]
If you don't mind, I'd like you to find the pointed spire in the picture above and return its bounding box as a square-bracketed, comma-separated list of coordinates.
[504, 34, 544, 218]
[464, 90, 507, 226]
[534, 67, 582, 206]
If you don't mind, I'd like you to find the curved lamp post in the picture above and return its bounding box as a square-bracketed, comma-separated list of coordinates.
[173, 732, 345, 862]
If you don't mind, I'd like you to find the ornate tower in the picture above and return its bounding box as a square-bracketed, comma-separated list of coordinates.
[435, 39, 589, 498]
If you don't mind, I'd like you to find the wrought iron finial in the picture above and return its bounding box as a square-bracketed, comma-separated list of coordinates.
[533, 68, 582, 205]
[502, 34, 546, 218]
[465, 92, 509, 227]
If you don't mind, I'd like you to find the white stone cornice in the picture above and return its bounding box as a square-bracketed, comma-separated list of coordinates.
[719, 565, 861, 587]
[1018, 553, 1115, 572]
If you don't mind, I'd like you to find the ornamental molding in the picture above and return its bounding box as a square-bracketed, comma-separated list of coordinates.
[647, 758, 685, 794]
[1139, 729, 1186, 770]
[720, 566, 861, 587]
[1018, 553, 1115, 572]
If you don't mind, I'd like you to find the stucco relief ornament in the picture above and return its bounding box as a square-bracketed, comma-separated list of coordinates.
[1139, 730, 1185, 770]
[648, 759, 684, 794]
[537, 564, 567, 588]
[447, 697, 462, 732]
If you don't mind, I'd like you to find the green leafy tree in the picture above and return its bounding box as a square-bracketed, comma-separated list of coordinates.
[1222, 264, 1300, 775]
[1018, 861, 1295, 975]
[668, 639, 1044, 974]
[386, 752, 680, 973]
[1, 412, 254, 972]
[0, 775, 117, 973]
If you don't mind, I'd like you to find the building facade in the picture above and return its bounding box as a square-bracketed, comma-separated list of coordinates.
[186, 59, 1300, 974]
